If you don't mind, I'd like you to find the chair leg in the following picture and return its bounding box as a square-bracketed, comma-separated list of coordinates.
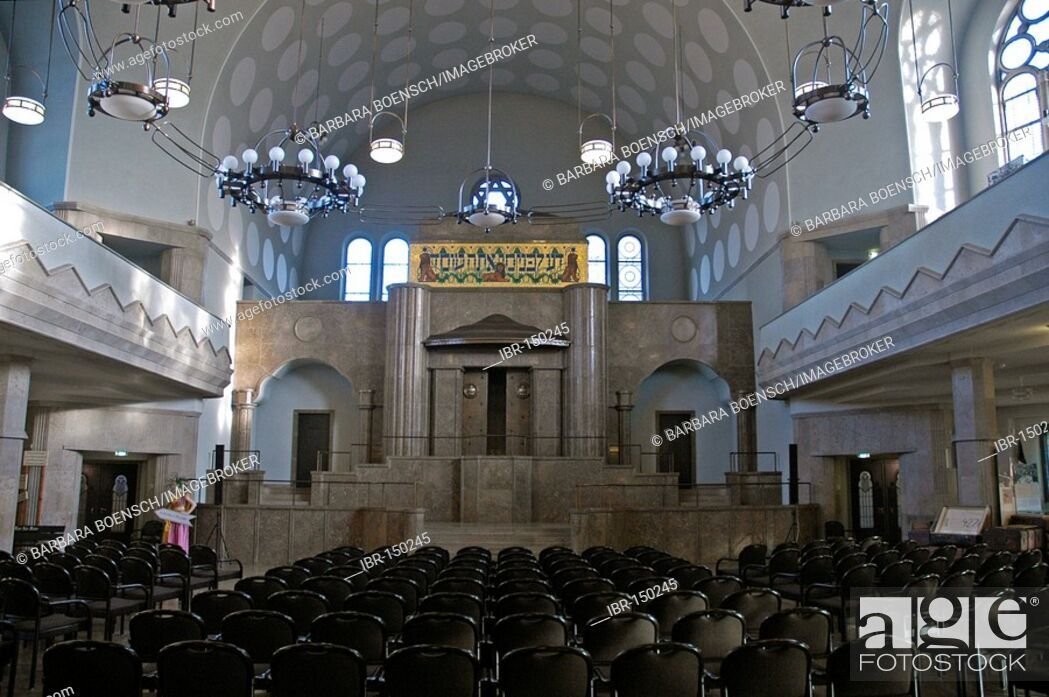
[27, 638, 38, 689]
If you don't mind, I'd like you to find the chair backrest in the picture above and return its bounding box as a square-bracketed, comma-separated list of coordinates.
[571, 591, 630, 627]
[878, 560, 915, 589]
[294, 557, 335, 576]
[32, 562, 75, 597]
[343, 590, 407, 634]
[494, 579, 553, 598]
[191, 590, 253, 635]
[610, 643, 702, 697]
[669, 564, 713, 587]
[500, 646, 592, 697]
[368, 576, 421, 612]
[418, 592, 485, 626]
[494, 566, 546, 585]
[840, 564, 878, 591]
[610, 566, 657, 592]
[645, 591, 709, 637]
[560, 577, 615, 606]
[301, 576, 356, 609]
[73, 564, 116, 600]
[670, 609, 746, 667]
[265, 565, 309, 589]
[738, 544, 769, 570]
[402, 612, 478, 654]
[269, 642, 366, 697]
[721, 639, 811, 697]
[432, 576, 486, 596]
[494, 592, 560, 619]
[189, 545, 219, 567]
[129, 609, 206, 661]
[267, 589, 332, 635]
[722, 588, 783, 634]
[976, 566, 1014, 591]
[387, 565, 432, 593]
[82, 554, 120, 582]
[694, 575, 744, 608]
[581, 612, 659, 664]
[1014, 562, 1047, 588]
[759, 608, 833, 659]
[492, 613, 569, 655]
[938, 570, 976, 595]
[384, 645, 478, 697]
[310, 611, 386, 663]
[0, 577, 43, 619]
[0, 561, 33, 583]
[234, 575, 289, 607]
[824, 520, 846, 538]
[157, 640, 253, 697]
[901, 574, 940, 597]
[219, 609, 297, 662]
[43, 640, 142, 697]
[827, 641, 914, 696]
[917, 557, 950, 577]
[798, 555, 835, 586]
[1014, 549, 1044, 574]
[977, 551, 1014, 577]
[119, 556, 156, 588]
[47, 553, 81, 573]
[871, 550, 901, 570]
[904, 547, 932, 565]
[159, 549, 191, 576]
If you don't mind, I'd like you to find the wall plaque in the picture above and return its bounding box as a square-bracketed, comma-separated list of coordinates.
[409, 242, 587, 287]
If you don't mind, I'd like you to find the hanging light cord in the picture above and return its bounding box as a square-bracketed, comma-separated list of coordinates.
[403, 0, 413, 135]
[908, 0, 922, 96]
[609, 0, 616, 139]
[576, 0, 581, 133]
[947, 0, 959, 82]
[292, 0, 306, 127]
[44, 0, 57, 100]
[312, 18, 323, 127]
[484, 0, 495, 172]
[188, 1, 200, 85]
[3, 0, 15, 91]
[368, 0, 379, 127]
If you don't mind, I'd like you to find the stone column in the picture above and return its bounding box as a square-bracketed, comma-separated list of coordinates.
[563, 284, 607, 458]
[430, 371, 462, 457]
[384, 283, 431, 457]
[357, 389, 378, 465]
[780, 240, 833, 311]
[230, 389, 256, 460]
[615, 390, 634, 466]
[951, 359, 1001, 522]
[0, 359, 32, 551]
[160, 246, 205, 304]
[20, 407, 53, 526]
[734, 389, 758, 472]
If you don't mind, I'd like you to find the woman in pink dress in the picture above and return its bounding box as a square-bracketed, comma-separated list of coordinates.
[162, 480, 196, 553]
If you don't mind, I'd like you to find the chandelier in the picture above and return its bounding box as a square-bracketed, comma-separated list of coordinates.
[788, 1, 890, 126]
[58, 0, 203, 122]
[456, 0, 523, 232]
[110, 0, 215, 18]
[745, 0, 848, 20]
[215, 0, 364, 227]
[215, 127, 365, 226]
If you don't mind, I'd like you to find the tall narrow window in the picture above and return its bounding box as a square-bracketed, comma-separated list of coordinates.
[616, 234, 644, 301]
[343, 237, 373, 301]
[996, 0, 1048, 163]
[381, 238, 410, 300]
[586, 234, 607, 286]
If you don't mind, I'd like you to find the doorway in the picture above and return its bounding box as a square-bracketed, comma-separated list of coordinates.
[849, 457, 901, 542]
[294, 411, 332, 484]
[461, 368, 532, 456]
[657, 412, 695, 487]
[80, 461, 140, 542]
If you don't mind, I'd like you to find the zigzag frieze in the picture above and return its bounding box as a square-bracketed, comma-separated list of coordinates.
[1, 249, 232, 367]
[758, 215, 1049, 367]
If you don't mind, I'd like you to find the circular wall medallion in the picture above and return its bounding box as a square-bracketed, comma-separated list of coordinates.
[294, 317, 323, 343]
[463, 384, 478, 399]
[671, 316, 698, 343]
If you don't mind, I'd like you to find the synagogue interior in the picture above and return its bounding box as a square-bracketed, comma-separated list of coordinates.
[0, 0, 1047, 694]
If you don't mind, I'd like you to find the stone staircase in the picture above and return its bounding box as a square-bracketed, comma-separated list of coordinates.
[426, 523, 572, 553]
[260, 483, 310, 506]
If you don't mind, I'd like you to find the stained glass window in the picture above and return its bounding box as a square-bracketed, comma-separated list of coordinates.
[343, 237, 373, 301]
[381, 238, 410, 301]
[586, 234, 607, 286]
[616, 234, 644, 301]
[997, 0, 1048, 162]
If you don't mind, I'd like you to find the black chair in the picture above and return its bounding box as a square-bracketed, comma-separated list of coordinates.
[157, 640, 253, 697]
[743, 548, 799, 587]
[301, 575, 356, 609]
[721, 588, 782, 636]
[118, 556, 183, 607]
[294, 557, 334, 576]
[31, 562, 76, 599]
[418, 591, 485, 626]
[135, 520, 164, 543]
[827, 640, 915, 696]
[494, 579, 552, 598]
[559, 577, 615, 607]
[878, 560, 915, 590]
[73, 564, 148, 640]
[344, 590, 407, 634]
[219, 609, 296, 670]
[234, 575, 289, 607]
[265, 565, 310, 590]
[671, 609, 746, 688]
[668, 564, 713, 587]
[401, 612, 478, 654]
[266, 589, 331, 637]
[805, 563, 878, 639]
[947, 554, 981, 575]
[384, 645, 478, 697]
[494, 592, 559, 619]
[1015, 562, 1048, 588]
[0, 577, 92, 688]
[772, 554, 834, 601]
[492, 613, 569, 660]
[721, 639, 811, 697]
[1014, 549, 1044, 575]
[581, 612, 658, 679]
[917, 556, 951, 577]
[694, 575, 744, 608]
[0, 561, 32, 583]
[609, 642, 702, 697]
[310, 611, 386, 676]
[158, 549, 213, 607]
[500, 645, 592, 697]
[270, 642, 366, 697]
[824, 521, 846, 538]
[0, 620, 14, 697]
[368, 576, 421, 612]
[128, 609, 205, 687]
[42, 640, 141, 697]
[716, 543, 767, 576]
[571, 591, 630, 631]
[189, 544, 244, 587]
[759, 607, 833, 671]
[190, 589, 253, 636]
[643, 590, 709, 639]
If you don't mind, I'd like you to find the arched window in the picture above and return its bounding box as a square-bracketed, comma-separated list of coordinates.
[616, 234, 644, 301]
[381, 238, 410, 300]
[343, 237, 373, 301]
[585, 234, 607, 285]
[997, 0, 1049, 163]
